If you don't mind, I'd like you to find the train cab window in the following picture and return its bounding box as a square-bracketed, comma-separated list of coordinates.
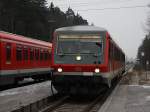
[30, 48, 34, 60]
[35, 49, 39, 60]
[16, 46, 22, 61]
[40, 49, 43, 60]
[23, 47, 28, 60]
[6, 44, 11, 64]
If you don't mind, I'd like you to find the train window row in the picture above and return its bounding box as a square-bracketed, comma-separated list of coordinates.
[109, 42, 124, 62]
[5, 43, 51, 62]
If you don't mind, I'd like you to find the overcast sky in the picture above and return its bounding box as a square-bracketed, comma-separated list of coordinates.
[47, 0, 150, 59]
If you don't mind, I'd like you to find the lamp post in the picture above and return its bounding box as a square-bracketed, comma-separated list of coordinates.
[146, 60, 149, 80]
[141, 52, 146, 79]
[141, 52, 149, 80]
[141, 52, 144, 70]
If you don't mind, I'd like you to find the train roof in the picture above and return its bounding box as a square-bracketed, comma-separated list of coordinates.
[0, 31, 52, 48]
[55, 25, 107, 34]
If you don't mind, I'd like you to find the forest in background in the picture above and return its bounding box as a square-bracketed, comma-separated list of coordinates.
[0, 0, 88, 41]
[137, 9, 150, 70]
[137, 34, 150, 70]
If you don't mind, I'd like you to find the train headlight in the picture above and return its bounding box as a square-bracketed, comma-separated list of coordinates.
[76, 56, 81, 61]
[58, 68, 62, 72]
[95, 68, 100, 73]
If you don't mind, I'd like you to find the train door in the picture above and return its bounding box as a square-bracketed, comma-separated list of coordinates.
[110, 42, 116, 80]
[109, 41, 113, 72]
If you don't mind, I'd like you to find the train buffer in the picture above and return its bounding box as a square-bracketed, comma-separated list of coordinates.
[98, 70, 150, 112]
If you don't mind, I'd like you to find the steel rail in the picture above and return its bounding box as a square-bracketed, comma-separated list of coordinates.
[39, 96, 69, 112]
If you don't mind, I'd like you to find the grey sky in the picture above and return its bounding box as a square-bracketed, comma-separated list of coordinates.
[47, 0, 150, 59]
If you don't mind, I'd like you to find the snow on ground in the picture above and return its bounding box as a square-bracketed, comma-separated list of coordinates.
[0, 81, 56, 112]
[99, 71, 150, 112]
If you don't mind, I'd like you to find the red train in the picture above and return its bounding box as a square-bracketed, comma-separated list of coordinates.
[0, 31, 52, 86]
[51, 25, 125, 95]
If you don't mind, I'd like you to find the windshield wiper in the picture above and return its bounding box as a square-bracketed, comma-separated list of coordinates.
[93, 53, 98, 57]
[58, 53, 65, 57]
[96, 42, 102, 47]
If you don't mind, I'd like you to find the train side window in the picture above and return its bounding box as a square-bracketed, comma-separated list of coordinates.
[44, 51, 48, 60]
[48, 50, 51, 60]
[114, 46, 119, 61]
[30, 48, 34, 60]
[40, 49, 43, 60]
[112, 45, 115, 60]
[115, 48, 118, 60]
[109, 42, 113, 59]
[35, 49, 39, 60]
[16, 46, 22, 61]
[118, 49, 120, 61]
[24, 47, 28, 60]
[6, 44, 11, 64]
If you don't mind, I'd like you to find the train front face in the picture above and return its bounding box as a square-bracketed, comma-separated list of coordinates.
[52, 27, 107, 95]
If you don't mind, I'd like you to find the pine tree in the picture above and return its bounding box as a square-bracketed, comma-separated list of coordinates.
[137, 34, 150, 69]
[0, 1, 88, 41]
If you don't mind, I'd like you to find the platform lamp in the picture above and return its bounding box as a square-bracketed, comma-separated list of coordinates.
[141, 52, 149, 80]
[141, 52, 145, 68]
[146, 60, 149, 80]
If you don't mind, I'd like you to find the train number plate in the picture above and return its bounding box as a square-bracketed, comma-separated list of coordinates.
[83, 72, 93, 76]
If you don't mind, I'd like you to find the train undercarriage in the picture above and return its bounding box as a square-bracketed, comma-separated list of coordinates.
[51, 69, 125, 95]
[51, 75, 110, 95]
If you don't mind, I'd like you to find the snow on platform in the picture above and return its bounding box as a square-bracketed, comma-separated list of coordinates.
[0, 81, 56, 112]
[99, 71, 150, 112]
[99, 84, 150, 112]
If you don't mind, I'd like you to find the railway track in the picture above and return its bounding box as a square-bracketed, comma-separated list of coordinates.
[11, 78, 119, 112]
[37, 88, 113, 112]
[39, 95, 69, 112]
[12, 66, 132, 112]
[38, 78, 119, 112]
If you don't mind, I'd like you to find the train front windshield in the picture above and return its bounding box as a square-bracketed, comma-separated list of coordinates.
[57, 35, 103, 55]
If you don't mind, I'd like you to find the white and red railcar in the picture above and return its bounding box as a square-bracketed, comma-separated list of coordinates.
[0, 31, 52, 85]
[51, 25, 125, 95]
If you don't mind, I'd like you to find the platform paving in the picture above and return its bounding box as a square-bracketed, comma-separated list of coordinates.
[99, 71, 150, 112]
[0, 81, 56, 112]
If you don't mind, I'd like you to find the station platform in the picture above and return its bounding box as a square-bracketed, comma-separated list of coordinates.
[99, 71, 150, 112]
[0, 81, 55, 112]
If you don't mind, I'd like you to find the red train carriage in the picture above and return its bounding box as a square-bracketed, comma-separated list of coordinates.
[51, 25, 125, 95]
[0, 31, 52, 85]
